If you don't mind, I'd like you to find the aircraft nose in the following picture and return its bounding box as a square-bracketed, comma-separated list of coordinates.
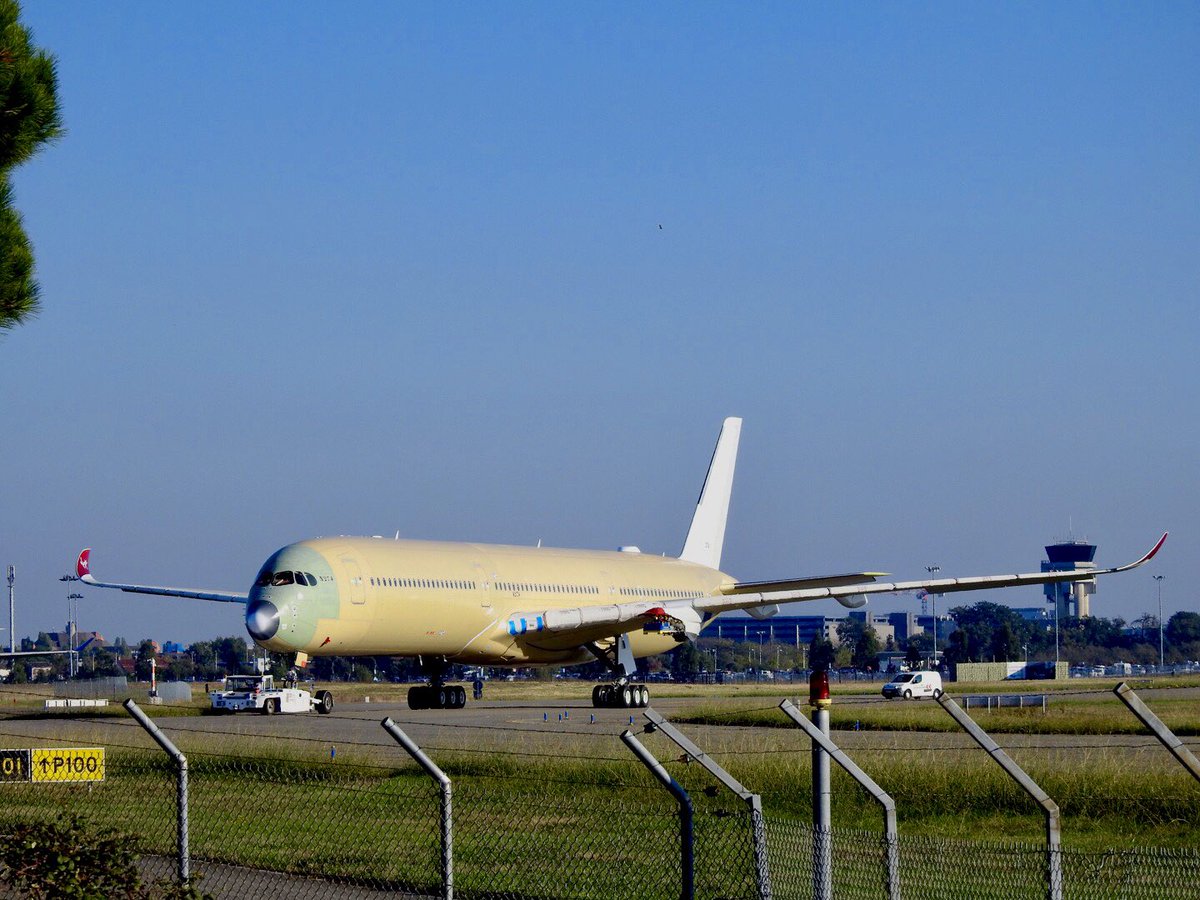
[246, 598, 280, 641]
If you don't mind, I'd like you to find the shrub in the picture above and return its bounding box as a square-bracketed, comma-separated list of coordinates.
[0, 815, 210, 899]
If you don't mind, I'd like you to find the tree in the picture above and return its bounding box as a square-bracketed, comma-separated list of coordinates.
[0, 0, 63, 331]
[808, 633, 835, 672]
[853, 629, 881, 671]
[1166, 611, 1200, 646]
[212, 636, 248, 673]
[904, 638, 924, 670]
[133, 639, 156, 681]
[668, 641, 704, 681]
[946, 602, 1033, 663]
[990, 622, 1017, 662]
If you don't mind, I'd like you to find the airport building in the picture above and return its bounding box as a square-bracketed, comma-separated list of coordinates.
[706, 612, 901, 648]
[846, 610, 897, 646]
[1043, 540, 1098, 618]
[916, 614, 952, 644]
[886, 611, 920, 642]
[705, 615, 841, 647]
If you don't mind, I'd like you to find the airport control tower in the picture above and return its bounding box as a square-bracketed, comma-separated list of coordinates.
[1043, 540, 1097, 618]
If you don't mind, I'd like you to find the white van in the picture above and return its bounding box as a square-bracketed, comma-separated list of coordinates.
[881, 671, 943, 700]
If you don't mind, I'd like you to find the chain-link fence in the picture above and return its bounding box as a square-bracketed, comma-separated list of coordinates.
[0, 747, 443, 897]
[2, 705, 1200, 899]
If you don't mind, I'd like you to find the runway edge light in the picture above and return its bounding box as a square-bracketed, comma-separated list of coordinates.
[809, 670, 831, 709]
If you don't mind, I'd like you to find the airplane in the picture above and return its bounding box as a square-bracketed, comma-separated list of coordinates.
[75, 417, 1167, 711]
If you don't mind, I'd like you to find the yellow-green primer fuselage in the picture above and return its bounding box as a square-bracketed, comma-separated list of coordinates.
[247, 537, 728, 666]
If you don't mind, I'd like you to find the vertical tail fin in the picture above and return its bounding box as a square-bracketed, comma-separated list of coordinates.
[679, 417, 742, 569]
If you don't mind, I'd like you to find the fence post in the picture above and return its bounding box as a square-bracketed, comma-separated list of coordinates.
[621, 728, 694, 900]
[779, 700, 901, 900]
[123, 699, 188, 884]
[936, 693, 1062, 900]
[641, 708, 772, 900]
[381, 718, 453, 900]
[1113, 682, 1200, 784]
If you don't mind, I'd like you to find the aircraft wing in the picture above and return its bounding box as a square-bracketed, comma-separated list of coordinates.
[718, 573, 890, 594]
[74, 548, 247, 604]
[521, 533, 1168, 643]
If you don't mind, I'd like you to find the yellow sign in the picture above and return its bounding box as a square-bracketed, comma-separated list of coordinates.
[31, 747, 105, 783]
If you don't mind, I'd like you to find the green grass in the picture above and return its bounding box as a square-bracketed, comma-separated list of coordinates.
[671, 691, 1200, 735]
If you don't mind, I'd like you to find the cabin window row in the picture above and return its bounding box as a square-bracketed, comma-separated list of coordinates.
[370, 577, 478, 590]
[619, 587, 692, 599]
[496, 582, 599, 595]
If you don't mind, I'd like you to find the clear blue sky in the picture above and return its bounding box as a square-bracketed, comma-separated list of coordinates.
[2, 2, 1195, 647]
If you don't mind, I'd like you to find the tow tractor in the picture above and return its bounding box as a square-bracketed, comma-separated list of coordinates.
[209, 674, 334, 715]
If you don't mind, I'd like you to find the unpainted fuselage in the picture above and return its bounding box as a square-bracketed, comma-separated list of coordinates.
[246, 537, 729, 666]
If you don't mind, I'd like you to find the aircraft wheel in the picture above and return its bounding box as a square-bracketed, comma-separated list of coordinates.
[315, 690, 334, 714]
[592, 685, 603, 707]
[453, 686, 466, 708]
[408, 686, 427, 710]
[637, 686, 649, 708]
[903, 689, 913, 700]
[621, 685, 634, 708]
[437, 688, 449, 709]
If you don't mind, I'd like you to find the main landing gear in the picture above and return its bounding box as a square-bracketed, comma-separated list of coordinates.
[407, 658, 466, 710]
[592, 682, 649, 709]
[586, 634, 650, 709]
[408, 684, 466, 710]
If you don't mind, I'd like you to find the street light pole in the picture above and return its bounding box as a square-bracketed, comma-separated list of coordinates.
[925, 566, 940, 667]
[59, 574, 81, 678]
[1154, 575, 1166, 671]
[6, 565, 13, 657]
[1054, 585, 1060, 670]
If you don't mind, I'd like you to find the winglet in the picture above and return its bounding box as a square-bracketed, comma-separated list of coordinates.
[76, 548, 96, 584]
[1129, 532, 1168, 569]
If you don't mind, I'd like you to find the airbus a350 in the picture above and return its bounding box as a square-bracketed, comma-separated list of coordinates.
[76, 418, 1166, 710]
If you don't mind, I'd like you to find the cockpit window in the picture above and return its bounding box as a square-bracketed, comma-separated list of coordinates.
[255, 570, 317, 587]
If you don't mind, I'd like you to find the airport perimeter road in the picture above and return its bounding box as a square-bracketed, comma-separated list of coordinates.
[4, 696, 1196, 761]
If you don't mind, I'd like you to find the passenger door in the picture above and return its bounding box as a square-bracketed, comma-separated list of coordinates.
[338, 553, 366, 605]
